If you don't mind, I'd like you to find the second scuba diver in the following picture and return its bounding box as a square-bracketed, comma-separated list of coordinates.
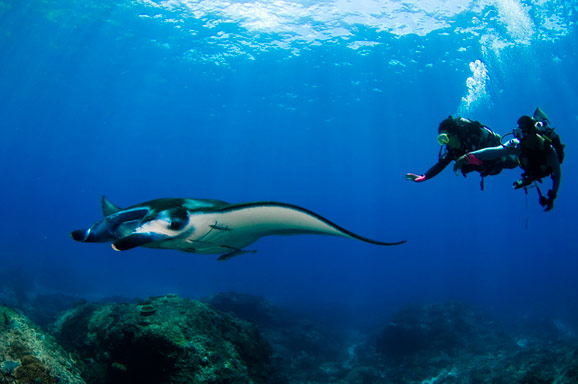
[454, 108, 564, 211]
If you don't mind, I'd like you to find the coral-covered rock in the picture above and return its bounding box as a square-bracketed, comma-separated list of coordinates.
[0, 305, 85, 384]
[374, 302, 578, 384]
[202, 292, 347, 383]
[51, 294, 273, 384]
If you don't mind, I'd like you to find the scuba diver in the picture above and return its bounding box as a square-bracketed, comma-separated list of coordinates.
[454, 108, 564, 211]
[406, 116, 518, 189]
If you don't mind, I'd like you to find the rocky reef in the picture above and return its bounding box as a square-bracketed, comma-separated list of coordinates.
[0, 305, 85, 384]
[203, 294, 578, 383]
[375, 302, 578, 384]
[202, 292, 349, 383]
[2, 289, 578, 384]
[51, 295, 273, 384]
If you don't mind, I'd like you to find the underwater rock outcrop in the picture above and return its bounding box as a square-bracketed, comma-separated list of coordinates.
[0, 268, 87, 329]
[51, 294, 273, 384]
[6, 292, 578, 384]
[202, 292, 349, 383]
[375, 301, 578, 384]
[0, 305, 86, 384]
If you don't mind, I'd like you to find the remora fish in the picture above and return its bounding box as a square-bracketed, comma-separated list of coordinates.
[71, 196, 406, 260]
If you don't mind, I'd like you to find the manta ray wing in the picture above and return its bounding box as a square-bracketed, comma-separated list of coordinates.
[190, 202, 406, 253]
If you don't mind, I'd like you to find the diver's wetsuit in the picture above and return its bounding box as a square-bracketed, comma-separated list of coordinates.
[423, 127, 517, 180]
[423, 154, 455, 180]
[467, 138, 561, 197]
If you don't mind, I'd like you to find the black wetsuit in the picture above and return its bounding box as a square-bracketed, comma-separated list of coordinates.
[466, 137, 561, 198]
[424, 126, 516, 180]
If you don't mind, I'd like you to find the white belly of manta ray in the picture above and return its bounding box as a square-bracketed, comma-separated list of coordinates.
[132, 205, 356, 255]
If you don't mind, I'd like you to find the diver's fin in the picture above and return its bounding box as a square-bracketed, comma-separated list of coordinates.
[533, 107, 550, 124]
[102, 195, 123, 217]
[217, 248, 257, 261]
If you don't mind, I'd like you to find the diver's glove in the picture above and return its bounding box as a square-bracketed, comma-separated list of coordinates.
[539, 190, 556, 212]
[405, 173, 426, 182]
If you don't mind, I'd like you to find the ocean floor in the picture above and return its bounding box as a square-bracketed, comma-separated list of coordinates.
[1, 288, 578, 384]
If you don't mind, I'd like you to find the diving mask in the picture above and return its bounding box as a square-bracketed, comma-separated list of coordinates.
[437, 133, 450, 145]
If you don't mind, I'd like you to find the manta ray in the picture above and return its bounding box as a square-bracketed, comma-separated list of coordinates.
[71, 196, 406, 260]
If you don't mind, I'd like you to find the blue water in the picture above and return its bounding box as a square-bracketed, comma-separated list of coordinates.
[1, 0, 577, 328]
